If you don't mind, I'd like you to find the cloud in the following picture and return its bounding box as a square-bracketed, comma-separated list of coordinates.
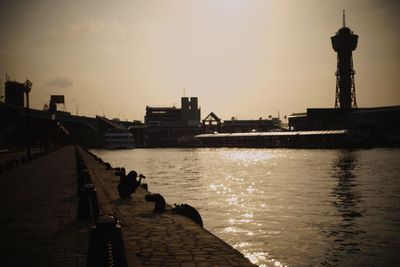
[45, 19, 127, 47]
[60, 19, 127, 40]
[47, 77, 73, 88]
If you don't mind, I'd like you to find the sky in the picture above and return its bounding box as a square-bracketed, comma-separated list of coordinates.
[0, 0, 399, 121]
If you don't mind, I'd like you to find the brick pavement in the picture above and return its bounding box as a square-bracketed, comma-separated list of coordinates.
[79, 148, 256, 267]
[0, 146, 88, 267]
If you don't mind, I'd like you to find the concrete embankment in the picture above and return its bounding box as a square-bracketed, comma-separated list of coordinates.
[80, 147, 256, 267]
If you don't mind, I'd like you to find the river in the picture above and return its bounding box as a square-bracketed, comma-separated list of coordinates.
[91, 148, 400, 267]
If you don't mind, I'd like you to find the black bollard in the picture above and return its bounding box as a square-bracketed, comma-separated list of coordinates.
[5, 160, 14, 170]
[77, 160, 87, 173]
[103, 162, 112, 170]
[21, 156, 27, 164]
[77, 169, 91, 194]
[77, 184, 99, 221]
[87, 215, 128, 267]
[13, 159, 20, 167]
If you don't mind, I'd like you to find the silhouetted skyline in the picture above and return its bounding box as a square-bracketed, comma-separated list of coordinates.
[0, 0, 399, 120]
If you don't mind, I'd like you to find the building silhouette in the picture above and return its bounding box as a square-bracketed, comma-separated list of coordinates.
[4, 80, 25, 107]
[145, 97, 200, 126]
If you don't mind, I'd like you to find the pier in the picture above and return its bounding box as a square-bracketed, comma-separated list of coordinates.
[0, 145, 256, 266]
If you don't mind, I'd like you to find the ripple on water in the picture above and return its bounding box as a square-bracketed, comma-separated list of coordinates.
[92, 148, 400, 267]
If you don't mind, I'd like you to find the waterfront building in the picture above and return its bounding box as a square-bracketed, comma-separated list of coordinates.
[49, 95, 65, 112]
[195, 130, 350, 148]
[4, 79, 25, 107]
[145, 97, 201, 126]
[222, 118, 279, 133]
[127, 97, 202, 147]
[0, 100, 138, 149]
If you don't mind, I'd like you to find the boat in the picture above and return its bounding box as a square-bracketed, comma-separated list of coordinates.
[103, 129, 135, 149]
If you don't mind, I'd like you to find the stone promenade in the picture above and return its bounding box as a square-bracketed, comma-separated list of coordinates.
[0, 145, 256, 267]
[79, 147, 256, 267]
[0, 146, 88, 266]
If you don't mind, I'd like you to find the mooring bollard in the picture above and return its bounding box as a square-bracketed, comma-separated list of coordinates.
[77, 169, 91, 194]
[77, 183, 100, 221]
[13, 159, 20, 167]
[103, 162, 112, 170]
[76, 159, 87, 173]
[5, 160, 14, 170]
[20, 156, 27, 164]
[87, 215, 128, 267]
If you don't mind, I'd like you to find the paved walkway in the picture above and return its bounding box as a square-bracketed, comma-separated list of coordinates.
[79, 148, 256, 267]
[0, 146, 88, 266]
[0, 145, 256, 267]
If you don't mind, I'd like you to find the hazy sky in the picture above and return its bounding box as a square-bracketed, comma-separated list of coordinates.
[0, 0, 399, 121]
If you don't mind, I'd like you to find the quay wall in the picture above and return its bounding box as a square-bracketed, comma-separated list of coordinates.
[78, 147, 256, 267]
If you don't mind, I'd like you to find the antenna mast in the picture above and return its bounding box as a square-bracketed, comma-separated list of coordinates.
[342, 9, 346, 27]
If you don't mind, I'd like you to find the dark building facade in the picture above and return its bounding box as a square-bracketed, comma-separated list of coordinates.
[145, 97, 201, 126]
[4, 80, 25, 107]
[49, 95, 65, 112]
[181, 97, 201, 126]
[288, 106, 400, 146]
[144, 107, 181, 126]
[221, 119, 278, 133]
[134, 97, 202, 147]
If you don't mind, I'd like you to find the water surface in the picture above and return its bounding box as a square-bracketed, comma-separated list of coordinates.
[91, 148, 400, 267]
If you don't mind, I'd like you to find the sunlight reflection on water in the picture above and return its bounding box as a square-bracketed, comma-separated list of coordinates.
[92, 148, 400, 267]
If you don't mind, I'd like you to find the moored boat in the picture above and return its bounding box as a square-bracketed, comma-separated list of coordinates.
[103, 130, 135, 149]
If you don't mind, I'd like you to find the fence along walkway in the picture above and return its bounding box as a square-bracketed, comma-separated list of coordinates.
[79, 147, 256, 267]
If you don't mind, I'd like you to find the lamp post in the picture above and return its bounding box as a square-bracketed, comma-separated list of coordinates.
[24, 79, 32, 161]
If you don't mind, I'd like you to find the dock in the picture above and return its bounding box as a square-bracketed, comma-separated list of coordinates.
[0, 145, 256, 267]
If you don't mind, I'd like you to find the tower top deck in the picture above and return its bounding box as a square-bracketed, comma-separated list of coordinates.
[334, 10, 356, 34]
[331, 10, 358, 51]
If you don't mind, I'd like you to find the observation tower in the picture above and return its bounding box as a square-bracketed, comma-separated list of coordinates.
[331, 10, 358, 109]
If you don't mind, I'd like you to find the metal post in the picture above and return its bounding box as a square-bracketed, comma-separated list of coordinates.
[24, 80, 32, 161]
[87, 215, 128, 267]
